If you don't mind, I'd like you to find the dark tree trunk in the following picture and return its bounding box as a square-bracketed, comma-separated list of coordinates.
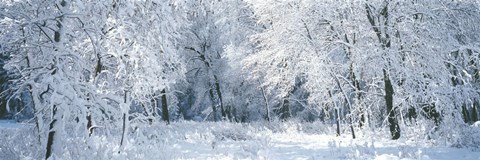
[351, 69, 365, 128]
[335, 108, 340, 136]
[423, 103, 441, 126]
[280, 98, 291, 120]
[0, 101, 5, 119]
[384, 69, 400, 140]
[328, 90, 341, 136]
[225, 105, 234, 122]
[119, 113, 126, 146]
[260, 86, 270, 121]
[462, 104, 470, 123]
[350, 123, 356, 139]
[276, 86, 297, 121]
[119, 91, 128, 153]
[209, 86, 218, 121]
[333, 74, 356, 139]
[366, 2, 401, 140]
[213, 75, 226, 120]
[344, 33, 364, 129]
[46, 2, 65, 158]
[184, 46, 225, 121]
[45, 105, 58, 160]
[407, 107, 417, 123]
[87, 112, 93, 137]
[146, 98, 155, 124]
[472, 100, 478, 122]
[161, 89, 169, 124]
[93, 53, 103, 79]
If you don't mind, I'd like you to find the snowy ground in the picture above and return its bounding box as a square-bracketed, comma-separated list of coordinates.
[1, 120, 479, 160]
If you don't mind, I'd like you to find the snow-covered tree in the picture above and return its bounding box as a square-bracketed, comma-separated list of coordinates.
[1, 0, 111, 157]
[179, 0, 264, 122]
[1, 0, 187, 158]
[244, 0, 319, 121]
[243, 0, 480, 139]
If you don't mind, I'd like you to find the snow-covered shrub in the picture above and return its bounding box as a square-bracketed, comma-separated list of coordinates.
[0, 125, 41, 159]
[212, 127, 252, 141]
[0, 144, 19, 160]
[448, 122, 480, 150]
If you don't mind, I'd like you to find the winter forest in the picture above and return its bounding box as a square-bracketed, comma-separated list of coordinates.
[1, 0, 480, 159]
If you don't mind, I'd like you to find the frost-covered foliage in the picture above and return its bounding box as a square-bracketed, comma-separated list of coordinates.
[1, 0, 480, 159]
[178, 0, 268, 122]
[242, 0, 480, 140]
[1, 0, 187, 158]
[1, 0, 116, 157]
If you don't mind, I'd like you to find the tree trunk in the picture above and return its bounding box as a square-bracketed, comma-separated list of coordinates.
[328, 90, 341, 136]
[366, 2, 401, 140]
[147, 98, 155, 124]
[86, 110, 94, 137]
[423, 103, 441, 126]
[462, 104, 470, 123]
[260, 86, 270, 121]
[472, 100, 478, 122]
[384, 69, 400, 140]
[119, 113, 126, 147]
[46, 1, 65, 157]
[119, 91, 128, 153]
[45, 105, 58, 160]
[161, 89, 169, 124]
[278, 98, 291, 120]
[345, 33, 364, 129]
[407, 107, 417, 123]
[0, 97, 5, 118]
[184, 46, 225, 121]
[351, 66, 365, 128]
[350, 122, 356, 139]
[213, 75, 226, 120]
[335, 108, 340, 136]
[333, 74, 356, 139]
[209, 85, 218, 121]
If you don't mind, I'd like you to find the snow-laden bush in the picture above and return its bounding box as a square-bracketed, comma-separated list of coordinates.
[447, 122, 480, 150]
[0, 124, 40, 159]
[0, 145, 19, 160]
[2, 120, 480, 159]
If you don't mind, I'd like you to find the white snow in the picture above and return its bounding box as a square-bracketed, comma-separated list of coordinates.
[0, 120, 25, 128]
[473, 121, 480, 127]
[1, 121, 480, 159]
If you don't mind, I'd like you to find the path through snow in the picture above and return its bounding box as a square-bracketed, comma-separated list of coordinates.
[168, 128, 480, 160]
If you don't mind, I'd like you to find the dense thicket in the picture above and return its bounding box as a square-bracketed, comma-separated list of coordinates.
[1, 0, 479, 158]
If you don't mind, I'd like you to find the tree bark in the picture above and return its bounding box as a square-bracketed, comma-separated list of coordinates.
[119, 113, 126, 147]
[260, 86, 270, 121]
[384, 69, 400, 140]
[366, 2, 401, 140]
[462, 104, 470, 123]
[472, 100, 478, 122]
[335, 108, 340, 136]
[279, 98, 291, 120]
[46, 1, 65, 158]
[45, 105, 58, 160]
[213, 75, 226, 120]
[86, 111, 94, 137]
[208, 84, 218, 121]
[350, 65, 365, 128]
[185, 46, 225, 121]
[161, 89, 169, 124]
[119, 91, 128, 153]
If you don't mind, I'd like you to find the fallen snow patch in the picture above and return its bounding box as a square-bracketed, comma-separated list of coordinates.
[0, 120, 24, 128]
[472, 121, 480, 127]
[1, 121, 480, 159]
